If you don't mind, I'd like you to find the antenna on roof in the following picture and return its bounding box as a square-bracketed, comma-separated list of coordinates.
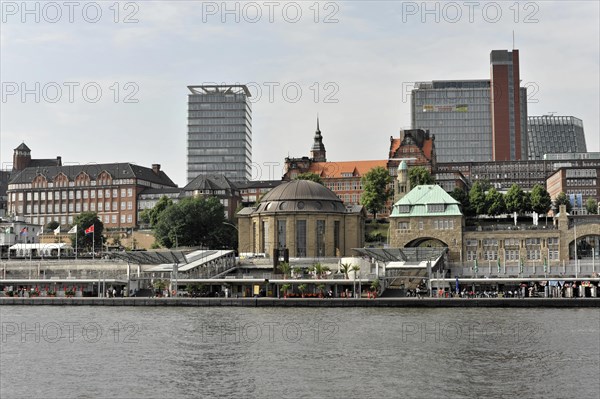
[512, 30, 515, 49]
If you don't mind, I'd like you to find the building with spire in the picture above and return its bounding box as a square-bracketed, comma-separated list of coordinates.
[310, 117, 326, 162]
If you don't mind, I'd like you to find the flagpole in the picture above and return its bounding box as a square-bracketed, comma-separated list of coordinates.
[75, 227, 78, 260]
[92, 228, 95, 260]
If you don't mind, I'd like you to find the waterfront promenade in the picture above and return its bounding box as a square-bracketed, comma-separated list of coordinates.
[2, 297, 599, 307]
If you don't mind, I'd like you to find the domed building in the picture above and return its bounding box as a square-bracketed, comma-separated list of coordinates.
[236, 180, 366, 258]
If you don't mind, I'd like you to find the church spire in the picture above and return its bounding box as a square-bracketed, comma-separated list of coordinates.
[311, 115, 326, 162]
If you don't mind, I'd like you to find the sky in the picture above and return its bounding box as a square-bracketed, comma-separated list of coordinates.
[1, 1, 599, 186]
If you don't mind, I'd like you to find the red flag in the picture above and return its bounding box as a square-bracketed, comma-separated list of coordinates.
[85, 225, 94, 235]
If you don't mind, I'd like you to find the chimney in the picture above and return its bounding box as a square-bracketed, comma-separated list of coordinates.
[56, 156, 62, 166]
[152, 164, 161, 175]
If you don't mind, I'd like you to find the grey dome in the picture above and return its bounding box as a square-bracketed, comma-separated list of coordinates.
[260, 180, 340, 202]
[255, 180, 346, 214]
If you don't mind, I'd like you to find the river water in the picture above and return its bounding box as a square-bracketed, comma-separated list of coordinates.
[1, 306, 599, 398]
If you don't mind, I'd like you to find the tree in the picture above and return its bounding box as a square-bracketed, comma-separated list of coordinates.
[45, 220, 59, 233]
[486, 188, 506, 216]
[339, 263, 351, 279]
[450, 187, 473, 216]
[71, 212, 104, 252]
[153, 196, 233, 249]
[553, 192, 572, 213]
[294, 172, 324, 185]
[505, 184, 527, 214]
[140, 196, 173, 227]
[530, 184, 552, 215]
[469, 182, 488, 215]
[279, 262, 291, 279]
[585, 197, 598, 214]
[361, 166, 392, 219]
[408, 166, 434, 187]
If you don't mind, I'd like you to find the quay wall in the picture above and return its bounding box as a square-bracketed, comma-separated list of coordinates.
[1, 297, 599, 307]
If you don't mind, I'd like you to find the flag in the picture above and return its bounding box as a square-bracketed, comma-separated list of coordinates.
[455, 277, 459, 294]
[85, 225, 94, 235]
[497, 259, 501, 274]
[20, 227, 28, 236]
[54, 225, 61, 235]
[37, 230, 42, 236]
[68, 226, 77, 234]
[543, 257, 547, 273]
[3, 227, 11, 234]
[513, 212, 518, 226]
[473, 259, 478, 273]
[519, 258, 524, 274]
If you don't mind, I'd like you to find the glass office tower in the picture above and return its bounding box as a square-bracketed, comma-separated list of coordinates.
[528, 116, 587, 160]
[187, 85, 252, 183]
[411, 80, 493, 163]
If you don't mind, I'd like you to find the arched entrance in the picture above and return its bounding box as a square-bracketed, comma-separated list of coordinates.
[569, 234, 600, 260]
[405, 237, 449, 249]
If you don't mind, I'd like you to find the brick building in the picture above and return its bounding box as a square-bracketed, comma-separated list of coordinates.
[7, 144, 177, 229]
[283, 124, 435, 218]
[547, 166, 600, 215]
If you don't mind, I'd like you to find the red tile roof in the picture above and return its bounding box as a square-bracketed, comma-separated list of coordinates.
[306, 160, 387, 178]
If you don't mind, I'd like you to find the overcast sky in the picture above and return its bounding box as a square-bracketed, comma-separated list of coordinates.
[1, 1, 598, 186]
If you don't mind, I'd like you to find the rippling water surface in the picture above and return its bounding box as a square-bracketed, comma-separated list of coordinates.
[1, 306, 599, 398]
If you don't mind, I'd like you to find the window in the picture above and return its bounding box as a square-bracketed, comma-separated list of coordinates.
[398, 221, 409, 230]
[397, 205, 410, 213]
[91, 203, 96, 211]
[83, 203, 88, 211]
[104, 215, 110, 223]
[83, 191, 88, 199]
[121, 201, 126, 210]
[75, 203, 81, 212]
[428, 204, 444, 213]
[127, 201, 133, 210]
[113, 202, 117, 211]
[121, 189, 126, 197]
[69, 191, 74, 199]
[316, 220, 326, 256]
[277, 220, 286, 249]
[121, 215, 126, 223]
[127, 214, 132, 223]
[99, 190, 103, 198]
[419, 221, 424, 230]
[296, 220, 306, 257]
[111, 215, 117, 224]
[127, 188, 133, 197]
[91, 190, 95, 199]
[76, 191, 81, 199]
[113, 189, 118, 198]
[98, 202, 103, 211]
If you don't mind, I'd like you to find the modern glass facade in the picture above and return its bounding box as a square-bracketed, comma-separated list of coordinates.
[411, 80, 493, 163]
[527, 116, 587, 160]
[187, 85, 252, 183]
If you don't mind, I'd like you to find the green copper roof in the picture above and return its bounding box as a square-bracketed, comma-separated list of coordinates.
[390, 185, 462, 218]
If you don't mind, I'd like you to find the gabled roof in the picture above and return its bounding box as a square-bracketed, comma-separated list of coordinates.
[391, 185, 462, 217]
[14, 143, 31, 152]
[183, 174, 238, 192]
[8, 163, 177, 187]
[305, 160, 387, 178]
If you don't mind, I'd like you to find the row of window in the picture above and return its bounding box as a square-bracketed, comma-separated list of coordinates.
[12, 188, 134, 202]
[326, 181, 363, 191]
[466, 238, 560, 248]
[19, 201, 134, 214]
[29, 178, 136, 189]
[467, 249, 559, 261]
[29, 213, 134, 227]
